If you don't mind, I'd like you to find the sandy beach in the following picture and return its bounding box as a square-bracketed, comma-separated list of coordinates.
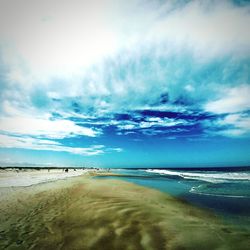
[0, 172, 249, 250]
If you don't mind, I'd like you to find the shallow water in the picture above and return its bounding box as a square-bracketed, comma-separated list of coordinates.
[98, 167, 250, 229]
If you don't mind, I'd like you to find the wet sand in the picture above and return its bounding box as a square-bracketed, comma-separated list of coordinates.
[0, 173, 249, 250]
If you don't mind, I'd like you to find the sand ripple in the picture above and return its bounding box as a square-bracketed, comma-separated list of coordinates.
[0, 175, 249, 250]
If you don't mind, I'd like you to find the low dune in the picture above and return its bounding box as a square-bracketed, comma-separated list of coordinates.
[0, 173, 249, 250]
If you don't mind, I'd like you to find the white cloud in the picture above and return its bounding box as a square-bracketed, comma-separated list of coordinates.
[204, 113, 250, 137]
[0, 134, 122, 156]
[0, 0, 119, 78]
[116, 117, 188, 132]
[0, 0, 249, 82]
[0, 0, 249, 118]
[138, 119, 181, 129]
[144, 117, 186, 127]
[204, 85, 250, 114]
[0, 116, 100, 138]
[216, 113, 250, 137]
[147, 1, 250, 58]
[217, 128, 247, 137]
[0, 0, 249, 145]
[119, 124, 137, 130]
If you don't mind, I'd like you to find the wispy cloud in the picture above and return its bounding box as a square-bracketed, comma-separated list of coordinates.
[202, 112, 250, 138]
[1, 0, 249, 84]
[216, 113, 250, 137]
[204, 85, 250, 114]
[0, 0, 249, 160]
[0, 116, 100, 138]
[0, 134, 122, 156]
[116, 117, 189, 132]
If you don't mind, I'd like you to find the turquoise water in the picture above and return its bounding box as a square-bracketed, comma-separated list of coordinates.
[97, 168, 250, 228]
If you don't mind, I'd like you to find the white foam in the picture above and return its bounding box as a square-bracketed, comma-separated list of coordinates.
[145, 169, 250, 183]
[0, 169, 88, 188]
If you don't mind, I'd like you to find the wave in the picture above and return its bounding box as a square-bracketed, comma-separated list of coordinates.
[145, 169, 250, 183]
[190, 188, 248, 198]
[189, 184, 250, 198]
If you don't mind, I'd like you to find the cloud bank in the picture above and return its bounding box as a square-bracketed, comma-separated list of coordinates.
[0, 0, 250, 157]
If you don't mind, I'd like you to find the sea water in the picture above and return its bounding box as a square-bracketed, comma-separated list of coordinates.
[99, 167, 250, 229]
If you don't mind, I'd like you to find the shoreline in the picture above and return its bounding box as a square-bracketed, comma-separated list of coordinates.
[0, 173, 249, 249]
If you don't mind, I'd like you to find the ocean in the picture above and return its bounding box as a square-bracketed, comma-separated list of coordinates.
[97, 167, 250, 229]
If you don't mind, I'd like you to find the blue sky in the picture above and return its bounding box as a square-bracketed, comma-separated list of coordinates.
[0, 0, 250, 168]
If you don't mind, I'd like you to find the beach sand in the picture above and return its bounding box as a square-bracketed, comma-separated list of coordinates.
[0, 173, 249, 250]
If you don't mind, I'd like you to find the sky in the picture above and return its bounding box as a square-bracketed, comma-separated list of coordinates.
[0, 0, 250, 168]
